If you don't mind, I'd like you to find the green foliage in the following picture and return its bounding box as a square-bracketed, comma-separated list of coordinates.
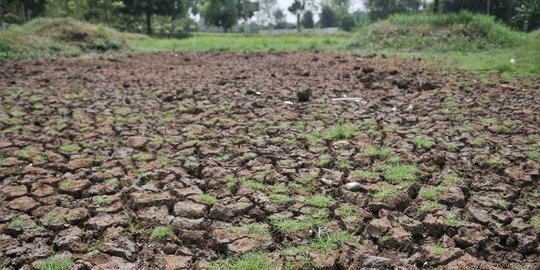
[365, 0, 421, 20]
[352, 170, 378, 180]
[34, 255, 73, 270]
[340, 13, 357, 31]
[199, 194, 219, 204]
[525, 150, 540, 160]
[0, 17, 130, 60]
[9, 218, 25, 229]
[151, 225, 174, 239]
[364, 146, 391, 157]
[442, 174, 465, 185]
[270, 214, 328, 233]
[419, 186, 443, 200]
[324, 123, 358, 140]
[59, 144, 79, 153]
[353, 11, 530, 53]
[445, 213, 464, 225]
[419, 201, 445, 212]
[413, 137, 434, 149]
[430, 246, 450, 255]
[310, 231, 356, 254]
[305, 195, 333, 208]
[372, 184, 400, 200]
[319, 5, 339, 28]
[203, 0, 239, 31]
[337, 203, 358, 222]
[379, 164, 418, 183]
[131, 33, 350, 52]
[209, 251, 275, 270]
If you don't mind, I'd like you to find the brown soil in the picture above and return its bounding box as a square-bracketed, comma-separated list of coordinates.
[0, 51, 539, 269]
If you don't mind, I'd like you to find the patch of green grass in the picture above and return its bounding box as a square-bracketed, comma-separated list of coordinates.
[59, 144, 79, 153]
[531, 216, 540, 229]
[337, 160, 350, 170]
[105, 178, 119, 186]
[337, 203, 358, 222]
[413, 137, 434, 149]
[270, 214, 328, 233]
[324, 123, 358, 140]
[430, 246, 450, 256]
[364, 146, 392, 157]
[244, 181, 267, 191]
[492, 198, 510, 210]
[227, 223, 270, 237]
[34, 255, 73, 270]
[351, 170, 378, 180]
[209, 251, 275, 270]
[58, 180, 73, 189]
[380, 164, 419, 184]
[525, 151, 540, 160]
[128, 220, 144, 235]
[310, 231, 356, 254]
[372, 185, 401, 201]
[269, 194, 294, 205]
[131, 33, 349, 53]
[199, 194, 219, 204]
[485, 156, 503, 165]
[442, 174, 465, 185]
[445, 213, 464, 225]
[151, 225, 173, 239]
[86, 244, 104, 257]
[8, 218, 25, 229]
[92, 196, 110, 206]
[444, 141, 460, 151]
[419, 186, 443, 200]
[419, 201, 445, 212]
[318, 154, 333, 166]
[305, 195, 333, 208]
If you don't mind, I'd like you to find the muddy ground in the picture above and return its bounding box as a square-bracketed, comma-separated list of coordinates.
[0, 51, 539, 270]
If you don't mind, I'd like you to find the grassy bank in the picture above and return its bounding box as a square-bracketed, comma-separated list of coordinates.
[0, 17, 140, 59]
[129, 32, 350, 52]
[350, 11, 540, 76]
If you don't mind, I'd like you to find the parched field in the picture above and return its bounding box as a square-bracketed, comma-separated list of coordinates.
[0, 52, 539, 270]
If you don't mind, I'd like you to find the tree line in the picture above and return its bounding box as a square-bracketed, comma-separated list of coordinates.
[1, 0, 538, 33]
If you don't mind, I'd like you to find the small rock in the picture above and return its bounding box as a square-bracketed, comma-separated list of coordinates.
[343, 182, 363, 192]
[208, 200, 253, 221]
[174, 201, 207, 219]
[296, 89, 312, 102]
[362, 256, 391, 269]
[362, 67, 375, 74]
[126, 136, 148, 149]
[158, 255, 191, 270]
[467, 206, 490, 225]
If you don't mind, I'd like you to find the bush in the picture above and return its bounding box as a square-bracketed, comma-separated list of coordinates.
[340, 14, 357, 32]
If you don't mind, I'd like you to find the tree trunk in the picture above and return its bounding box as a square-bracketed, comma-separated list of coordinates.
[433, 0, 439, 14]
[487, 0, 491, 15]
[296, 13, 301, 32]
[146, 11, 152, 34]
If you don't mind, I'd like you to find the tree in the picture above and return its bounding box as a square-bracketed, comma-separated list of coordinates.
[273, 7, 287, 28]
[513, 0, 540, 31]
[365, 0, 421, 20]
[288, 0, 305, 31]
[122, 0, 188, 34]
[202, 0, 239, 31]
[340, 12, 355, 31]
[302, 10, 314, 28]
[3, 0, 46, 22]
[257, 0, 276, 25]
[319, 5, 339, 27]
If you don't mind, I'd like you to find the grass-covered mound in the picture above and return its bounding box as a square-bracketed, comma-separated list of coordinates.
[351, 11, 531, 53]
[0, 17, 144, 59]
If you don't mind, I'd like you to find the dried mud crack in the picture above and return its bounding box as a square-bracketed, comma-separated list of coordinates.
[0, 51, 539, 269]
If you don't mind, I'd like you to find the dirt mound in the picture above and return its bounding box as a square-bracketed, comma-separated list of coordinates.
[351, 11, 530, 52]
[0, 52, 539, 269]
[0, 18, 143, 59]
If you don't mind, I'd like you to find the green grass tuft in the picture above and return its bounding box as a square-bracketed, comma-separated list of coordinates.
[34, 255, 73, 270]
[209, 251, 275, 270]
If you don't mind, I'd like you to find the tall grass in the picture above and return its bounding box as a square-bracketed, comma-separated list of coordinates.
[352, 11, 531, 53]
[0, 17, 136, 59]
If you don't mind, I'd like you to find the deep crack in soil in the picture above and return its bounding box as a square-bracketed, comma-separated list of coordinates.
[0, 51, 539, 269]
